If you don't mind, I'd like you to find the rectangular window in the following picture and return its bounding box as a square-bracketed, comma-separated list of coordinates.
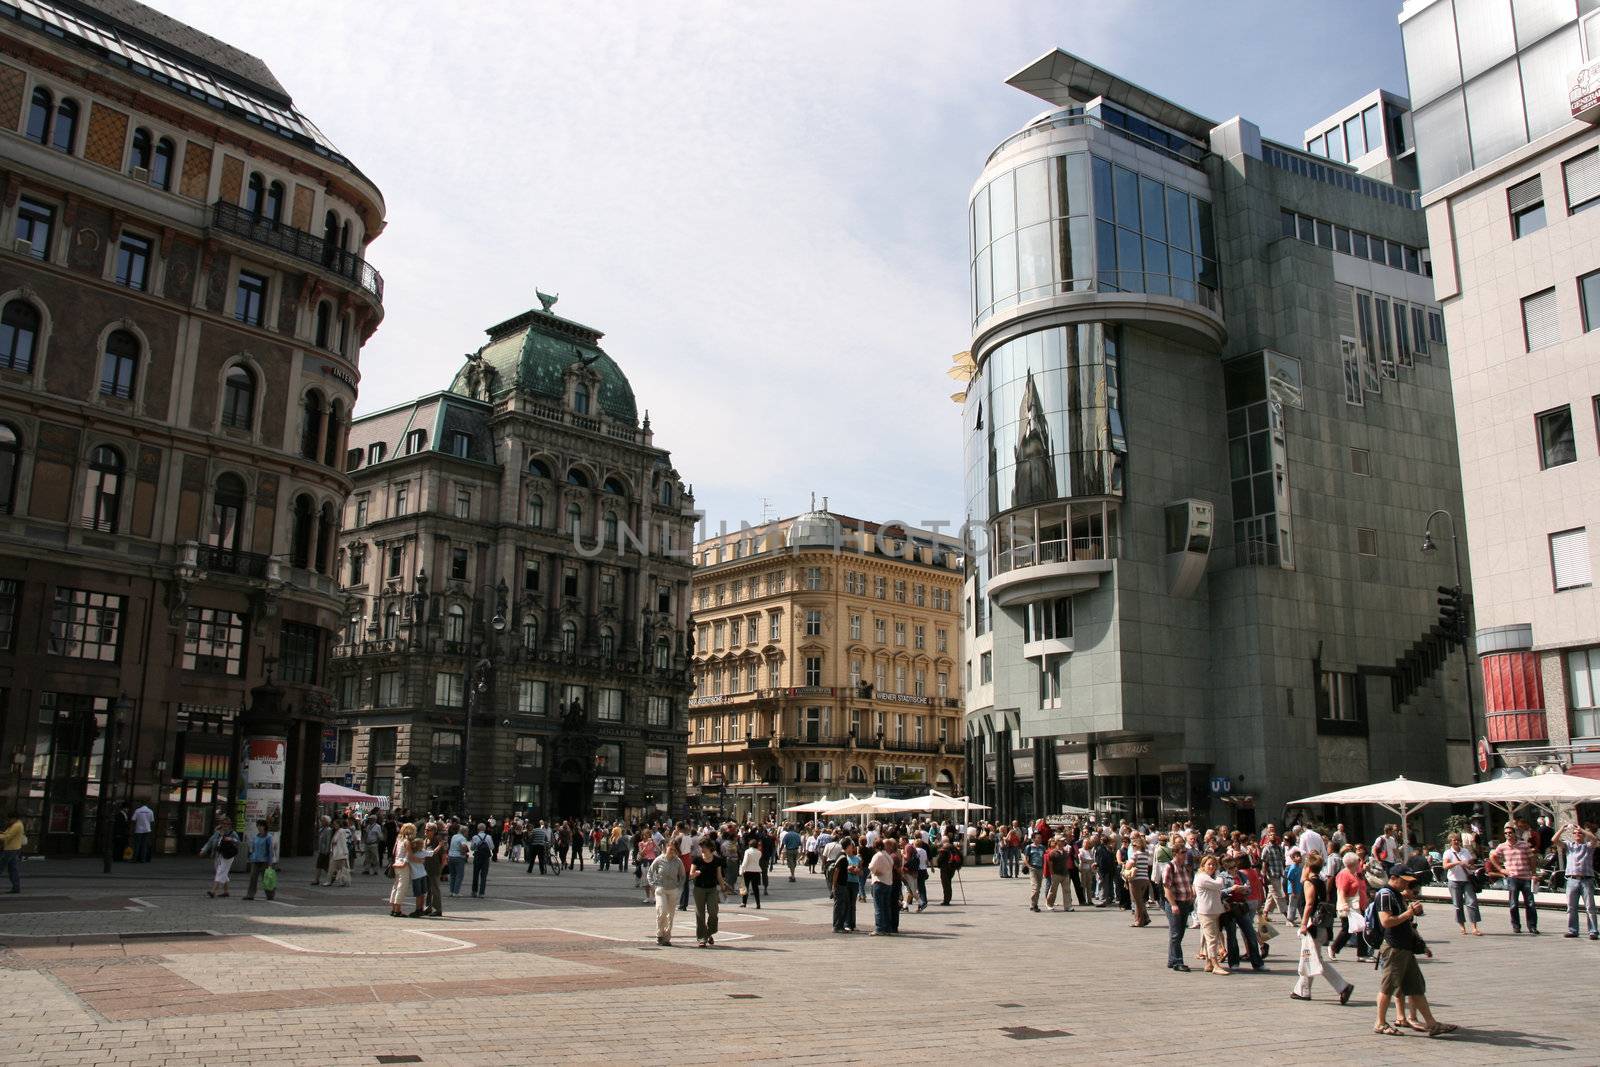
[894, 622, 906, 646]
[1538, 406, 1577, 469]
[1374, 296, 1395, 377]
[804, 567, 823, 590]
[0, 579, 15, 650]
[595, 687, 623, 721]
[517, 680, 546, 715]
[369, 726, 397, 762]
[768, 661, 779, 688]
[562, 568, 578, 598]
[1340, 337, 1363, 406]
[645, 747, 669, 777]
[523, 560, 540, 592]
[455, 492, 470, 519]
[874, 576, 886, 599]
[647, 695, 671, 727]
[804, 656, 822, 686]
[1024, 597, 1073, 642]
[354, 498, 368, 528]
[1319, 670, 1359, 722]
[1508, 176, 1546, 237]
[1356, 527, 1378, 556]
[914, 625, 925, 650]
[979, 651, 992, 684]
[1412, 306, 1428, 357]
[48, 587, 124, 661]
[1351, 230, 1369, 259]
[377, 671, 401, 707]
[874, 619, 886, 644]
[1350, 447, 1372, 476]
[13, 197, 53, 259]
[1582, 270, 1600, 333]
[1393, 302, 1412, 368]
[114, 232, 152, 290]
[713, 622, 724, 650]
[387, 545, 403, 579]
[1333, 225, 1351, 254]
[804, 609, 822, 636]
[234, 270, 267, 326]
[394, 486, 409, 516]
[1355, 292, 1378, 390]
[450, 547, 469, 581]
[1428, 310, 1446, 345]
[183, 607, 244, 674]
[514, 734, 544, 770]
[562, 683, 585, 713]
[1565, 647, 1600, 738]
[1551, 527, 1592, 590]
[435, 672, 465, 707]
[1564, 147, 1600, 213]
[279, 623, 320, 684]
[893, 580, 906, 602]
[769, 610, 781, 642]
[1522, 287, 1559, 351]
[937, 628, 948, 652]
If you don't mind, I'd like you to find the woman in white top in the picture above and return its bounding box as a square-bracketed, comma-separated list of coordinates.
[803, 832, 819, 873]
[1192, 854, 1230, 974]
[738, 839, 764, 908]
[1441, 831, 1483, 935]
[326, 821, 351, 887]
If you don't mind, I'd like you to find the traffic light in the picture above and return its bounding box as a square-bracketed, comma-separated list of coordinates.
[1437, 585, 1466, 645]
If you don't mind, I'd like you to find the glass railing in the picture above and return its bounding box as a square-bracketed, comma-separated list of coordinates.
[987, 109, 1207, 169]
[993, 535, 1121, 575]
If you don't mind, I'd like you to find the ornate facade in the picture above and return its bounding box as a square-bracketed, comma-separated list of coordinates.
[0, 0, 385, 855]
[687, 507, 965, 821]
[328, 295, 694, 821]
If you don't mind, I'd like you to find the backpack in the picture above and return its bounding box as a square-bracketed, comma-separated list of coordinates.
[1005, 830, 1021, 847]
[472, 834, 492, 862]
[217, 834, 238, 859]
[1364, 887, 1400, 941]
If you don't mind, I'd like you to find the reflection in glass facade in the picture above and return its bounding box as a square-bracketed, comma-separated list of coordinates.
[1092, 157, 1217, 305]
[964, 323, 1125, 526]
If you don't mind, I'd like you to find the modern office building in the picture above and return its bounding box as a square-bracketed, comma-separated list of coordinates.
[0, 0, 385, 854]
[686, 506, 964, 822]
[1398, 0, 1600, 779]
[958, 50, 1473, 831]
[327, 295, 695, 822]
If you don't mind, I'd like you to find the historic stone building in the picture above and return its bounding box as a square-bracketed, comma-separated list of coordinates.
[0, 0, 385, 854]
[686, 506, 965, 822]
[327, 294, 694, 822]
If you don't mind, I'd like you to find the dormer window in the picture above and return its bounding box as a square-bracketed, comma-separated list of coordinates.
[447, 431, 472, 458]
[403, 429, 426, 455]
[572, 383, 590, 415]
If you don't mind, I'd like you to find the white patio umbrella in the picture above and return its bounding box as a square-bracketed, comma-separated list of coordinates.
[821, 794, 894, 817]
[1292, 775, 1458, 842]
[1445, 771, 1600, 818]
[780, 796, 836, 814]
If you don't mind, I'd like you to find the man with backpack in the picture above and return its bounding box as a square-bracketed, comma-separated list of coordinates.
[1000, 822, 1022, 878]
[469, 821, 495, 897]
[1043, 836, 1073, 911]
[935, 835, 963, 906]
[1371, 871, 1455, 1037]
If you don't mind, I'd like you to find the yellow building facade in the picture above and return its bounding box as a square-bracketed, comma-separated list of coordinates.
[687, 507, 964, 821]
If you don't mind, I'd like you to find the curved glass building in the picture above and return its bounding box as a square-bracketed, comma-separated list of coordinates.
[962, 51, 1475, 833]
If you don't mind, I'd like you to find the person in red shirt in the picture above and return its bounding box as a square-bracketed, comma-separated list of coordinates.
[1331, 850, 1372, 959]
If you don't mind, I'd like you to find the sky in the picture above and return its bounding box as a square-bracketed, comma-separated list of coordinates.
[161, 0, 1410, 531]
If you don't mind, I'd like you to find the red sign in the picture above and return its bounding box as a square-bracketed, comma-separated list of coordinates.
[1570, 60, 1600, 123]
[1477, 737, 1491, 774]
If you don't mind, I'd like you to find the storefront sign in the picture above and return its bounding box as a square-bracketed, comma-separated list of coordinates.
[1571, 59, 1600, 123]
[240, 736, 286, 833]
[1100, 740, 1153, 760]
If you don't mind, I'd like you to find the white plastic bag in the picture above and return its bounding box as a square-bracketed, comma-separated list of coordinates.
[1348, 909, 1368, 934]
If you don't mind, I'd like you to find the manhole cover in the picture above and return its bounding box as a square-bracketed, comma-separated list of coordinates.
[120, 931, 213, 941]
[1001, 1026, 1070, 1041]
[376, 1057, 423, 1064]
[727, 993, 761, 999]
[996, 1003, 1024, 1008]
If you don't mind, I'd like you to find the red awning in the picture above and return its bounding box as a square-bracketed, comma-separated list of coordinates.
[1566, 764, 1600, 781]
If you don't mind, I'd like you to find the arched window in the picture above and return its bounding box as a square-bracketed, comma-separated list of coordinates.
[572, 383, 590, 415]
[129, 127, 152, 173]
[565, 467, 590, 488]
[220, 365, 255, 430]
[599, 628, 614, 657]
[561, 621, 577, 655]
[322, 210, 339, 267]
[81, 445, 123, 533]
[567, 503, 582, 538]
[264, 181, 284, 224]
[522, 617, 538, 651]
[655, 637, 671, 670]
[527, 494, 543, 527]
[323, 400, 344, 467]
[245, 172, 265, 216]
[602, 476, 626, 496]
[315, 502, 335, 574]
[98, 330, 139, 400]
[604, 511, 618, 546]
[301, 392, 324, 459]
[0, 424, 20, 513]
[314, 301, 333, 349]
[404, 428, 426, 455]
[527, 457, 551, 479]
[0, 300, 40, 373]
[151, 138, 175, 190]
[848, 765, 867, 784]
[52, 99, 78, 154]
[25, 87, 50, 144]
[209, 473, 246, 553]
[445, 604, 466, 643]
[383, 606, 400, 640]
[658, 480, 673, 506]
[290, 494, 314, 569]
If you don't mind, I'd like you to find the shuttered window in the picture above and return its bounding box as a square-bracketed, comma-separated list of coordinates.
[1508, 176, 1546, 237]
[1522, 288, 1559, 351]
[1564, 148, 1600, 213]
[1551, 527, 1592, 591]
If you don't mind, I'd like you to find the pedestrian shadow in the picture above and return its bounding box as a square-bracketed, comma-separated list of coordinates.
[1443, 1029, 1573, 1051]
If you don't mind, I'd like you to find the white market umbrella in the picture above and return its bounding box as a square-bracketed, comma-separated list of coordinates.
[822, 794, 894, 817]
[781, 796, 836, 814]
[878, 791, 991, 814]
[1293, 775, 1457, 840]
[1445, 771, 1600, 818]
[317, 781, 383, 805]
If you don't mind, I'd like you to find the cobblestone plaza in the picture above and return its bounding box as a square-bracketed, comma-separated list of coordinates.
[0, 857, 1591, 1065]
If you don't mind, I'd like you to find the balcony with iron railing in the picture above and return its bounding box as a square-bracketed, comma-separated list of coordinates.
[210, 201, 383, 303]
[989, 533, 1120, 608]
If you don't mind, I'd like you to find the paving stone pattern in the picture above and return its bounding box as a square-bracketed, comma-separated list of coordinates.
[0, 858, 1591, 1065]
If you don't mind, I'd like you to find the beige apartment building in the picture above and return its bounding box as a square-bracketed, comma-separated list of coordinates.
[686, 505, 964, 821]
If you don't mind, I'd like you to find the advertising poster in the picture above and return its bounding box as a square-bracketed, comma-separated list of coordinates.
[240, 736, 286, 834]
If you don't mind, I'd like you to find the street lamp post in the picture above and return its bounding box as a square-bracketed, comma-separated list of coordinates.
[1422, 509, 1481, 782]
[459, 579, 508, 818]
[99, 695, 130, 874]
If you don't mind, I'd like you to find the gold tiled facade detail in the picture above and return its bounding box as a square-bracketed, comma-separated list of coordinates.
[83, 101, 128, 170]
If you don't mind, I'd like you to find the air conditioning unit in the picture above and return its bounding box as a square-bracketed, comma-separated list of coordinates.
[130, 166, 150, 183]
[12, 237, 31, 256]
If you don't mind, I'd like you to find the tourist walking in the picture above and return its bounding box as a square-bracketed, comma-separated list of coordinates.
[1126, 832, 1151, 924]
[1289, 852, 1351, 1004]
[422, 824, 446, 917]
[1440, 832, 1483, 936]
[447, 823, 470, 896]
[1560, 821, 1599, 939]
[831, 839, 859, 931]
[649, 841, 684, 945]
[311, 815, 332, 886]
[868, 842, 896, 935]
[327, 819, 352, 887]
[1331, 850, 1373, 957]
[0, 811, 23, 893]
[242, 820, 278, 900]
[739, 837, 763, 908]
[389, 823, 416, 917]
[1163, 840, 1195, 971]
[1373, 871, 1455, 1037]
[1192, 854, 1229, 974]
[200, 818, 240, 898]
[1021, 830, 1046, 912]
[470, 822, 494, 897]
[690, 839, 729, 947]
[935, 836, 962, 906]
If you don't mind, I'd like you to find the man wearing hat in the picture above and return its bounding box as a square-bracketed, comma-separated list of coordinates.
[1372, 870, 1455, 1038]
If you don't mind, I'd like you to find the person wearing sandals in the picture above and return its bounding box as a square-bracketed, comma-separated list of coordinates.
[1192, 854, 1230, 974]
[1373, 871, 1455, 1039]
[1289, 852, 1352, 1005]
[1441, 832, 1483, 937]
[200, 818, 240, 898]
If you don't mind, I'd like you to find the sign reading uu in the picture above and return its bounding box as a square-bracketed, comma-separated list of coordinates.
[1209, 776, 1232, 795]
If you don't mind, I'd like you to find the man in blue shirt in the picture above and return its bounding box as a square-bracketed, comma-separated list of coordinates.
[1561, 821, 1599, 939]
[1020, 830, 1047, 912]
[781, 825, 803, 882]
[242, 821, 279, 901]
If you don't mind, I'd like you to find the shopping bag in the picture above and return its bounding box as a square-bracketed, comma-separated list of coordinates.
[261, 866, 279, 892]
[1347, 909, 1367, 935]
[1298, 933, 1323, 976]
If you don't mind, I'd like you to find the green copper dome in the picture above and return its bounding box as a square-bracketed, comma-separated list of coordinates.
[448, 300, 638, 424]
